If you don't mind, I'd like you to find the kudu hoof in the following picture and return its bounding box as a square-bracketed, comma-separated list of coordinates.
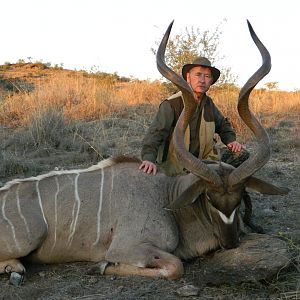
[9, 272, 25, 286]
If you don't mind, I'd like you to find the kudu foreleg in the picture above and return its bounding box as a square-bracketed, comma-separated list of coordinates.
[103, 253, 183, 280]
[103, 259, 183, 279]
[104, 243, 183, 279]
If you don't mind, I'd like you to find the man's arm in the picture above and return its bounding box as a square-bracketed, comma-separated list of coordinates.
[212, 102, 244, 153]
[140, 101, 174, 174]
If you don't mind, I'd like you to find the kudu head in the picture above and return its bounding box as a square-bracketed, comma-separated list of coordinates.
[157, 20, 288, 249]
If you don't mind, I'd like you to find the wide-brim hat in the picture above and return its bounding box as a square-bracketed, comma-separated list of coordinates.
[182, 56, 220, 85]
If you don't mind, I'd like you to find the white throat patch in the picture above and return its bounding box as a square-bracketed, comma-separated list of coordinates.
[218, 208, 236, 224]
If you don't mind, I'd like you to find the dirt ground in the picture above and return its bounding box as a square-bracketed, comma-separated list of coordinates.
[0, 111, 299, 300]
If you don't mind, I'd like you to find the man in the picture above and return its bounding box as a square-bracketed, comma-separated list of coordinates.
[139, 56, 244, 176]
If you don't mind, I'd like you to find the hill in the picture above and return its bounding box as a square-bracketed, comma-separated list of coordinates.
[0, 62, 130, 95]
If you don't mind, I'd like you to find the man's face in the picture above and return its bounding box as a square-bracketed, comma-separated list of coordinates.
[186, 66, 213, 94]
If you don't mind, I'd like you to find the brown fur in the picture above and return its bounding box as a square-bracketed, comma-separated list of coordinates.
[112, 155, 141, 164]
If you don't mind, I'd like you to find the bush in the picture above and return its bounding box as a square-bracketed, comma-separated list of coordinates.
[27, 108, 66, 149]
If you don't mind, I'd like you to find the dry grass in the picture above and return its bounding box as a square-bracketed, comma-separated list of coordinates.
[0, 72, 168, 127]
[0, 70, 169, 178]
[0, 67, 299, 140]
[210, 86, 300, 142]
[116, 80, 167, 105]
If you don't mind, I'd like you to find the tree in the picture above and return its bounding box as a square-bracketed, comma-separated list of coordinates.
[152, 20, 237, 87]
[265, 81, 278, 90]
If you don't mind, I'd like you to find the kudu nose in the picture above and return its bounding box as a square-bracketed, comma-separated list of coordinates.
[220, 236, 240, 250]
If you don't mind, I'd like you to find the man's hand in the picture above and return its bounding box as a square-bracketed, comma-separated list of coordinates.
[227, 141, 245, 153]
[139, 160, 157, 175]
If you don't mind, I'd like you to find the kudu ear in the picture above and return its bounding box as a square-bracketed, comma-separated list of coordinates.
[164, 180, 205, 210]
[246, 176, 289, 195]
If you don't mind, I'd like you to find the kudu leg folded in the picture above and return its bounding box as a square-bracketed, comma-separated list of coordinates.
[105, 243, 183, 279]
[0, 258, 25, 274]
[103, 255, 183, 280]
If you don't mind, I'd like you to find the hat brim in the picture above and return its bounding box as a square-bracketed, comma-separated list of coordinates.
[182, 64, 220, 85]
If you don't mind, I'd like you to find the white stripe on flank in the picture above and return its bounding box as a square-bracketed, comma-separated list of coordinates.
[2, 193, 21, 252]
[16, 184, 30, 238]
[68, 173, 81, 246]
[36, 181, 48, 229]
[93, 168, 104, 246]
[218, 208, 236, 224]
[108, 167, 114, 221]
[0, 158, 116, 191]
[51, 177, 60, 253]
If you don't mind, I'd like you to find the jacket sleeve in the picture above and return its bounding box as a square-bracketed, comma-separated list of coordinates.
[141, 101, 174, 163]
[212, 103, 236, 145]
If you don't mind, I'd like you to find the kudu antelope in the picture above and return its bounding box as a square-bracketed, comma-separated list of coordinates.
[0, 20, 288, 282]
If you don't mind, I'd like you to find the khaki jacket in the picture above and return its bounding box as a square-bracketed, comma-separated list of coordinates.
[157, 94, 218, 176]
[141, 91, 236, 176]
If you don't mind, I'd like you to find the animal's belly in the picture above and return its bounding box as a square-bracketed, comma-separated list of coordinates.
[27, 230, 112, 263]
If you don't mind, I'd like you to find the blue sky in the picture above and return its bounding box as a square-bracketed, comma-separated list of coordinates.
[1, 0, 299, 91]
